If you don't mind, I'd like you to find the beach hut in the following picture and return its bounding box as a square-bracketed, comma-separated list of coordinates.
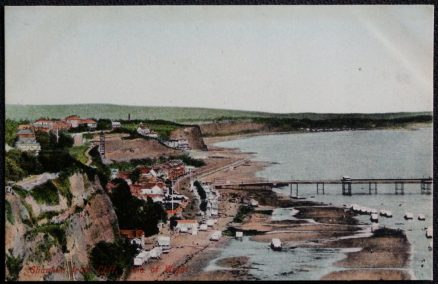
[404, 212, 414, 220]
[418, 214, 426, 221]
[149, 247, 162, 259]
[426, 226, 433, 238]
[199, 224, 208, 231]
[270, 238, 282, 251]
[371, 223, 380, 232]
[210, 230, 222, 241]
[370, 213, 379, 223]
[206, 219, 215, 227]
[235, 231, 243, 240]
[157, 236, 171, 253]
[133, 250, 150, 266]
[385, 211, 393, 218]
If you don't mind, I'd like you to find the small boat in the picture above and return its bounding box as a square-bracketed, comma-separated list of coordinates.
[418, 214, 426, 221]
[404, 212, 414, 220]
[270, 238, 282, 251]
[426, 226, 433, 238]
[370, 213, 379, 223]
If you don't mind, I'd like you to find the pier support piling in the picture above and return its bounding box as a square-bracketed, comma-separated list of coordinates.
[395, 182, 404, 195]
[421, 180, 432, 194]
[316, 182, 325, 195]
[290, 183, 299, 197]
[342, 182, 352, 196]
[368, 182, 377, 194]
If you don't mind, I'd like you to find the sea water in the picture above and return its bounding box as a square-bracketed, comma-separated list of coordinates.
[213, 127, 432, 280]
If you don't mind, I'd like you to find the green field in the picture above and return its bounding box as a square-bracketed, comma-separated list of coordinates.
[5, 104, 432, 123]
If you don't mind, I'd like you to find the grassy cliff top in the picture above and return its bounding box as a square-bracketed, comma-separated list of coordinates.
[5, 104, 432, 123]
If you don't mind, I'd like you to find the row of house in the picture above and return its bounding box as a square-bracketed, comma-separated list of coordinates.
[107, 160, 189, 208]
[32, 115, 97, 132]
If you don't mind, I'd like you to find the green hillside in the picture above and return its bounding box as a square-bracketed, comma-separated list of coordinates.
[5, 104, 432, 123]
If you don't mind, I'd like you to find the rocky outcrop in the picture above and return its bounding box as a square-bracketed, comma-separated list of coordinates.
[5, 173, 119, 281]
[169, 125, 207, 151]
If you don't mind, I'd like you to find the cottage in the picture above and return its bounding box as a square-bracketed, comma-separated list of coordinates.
[81, 119, 97, 129]
[33, 119, 54, 131]
[65, 115, 83, 128]
[141, 185, 164, 195]
[175, 220, 198, 232]
[15, 128, 41, 155]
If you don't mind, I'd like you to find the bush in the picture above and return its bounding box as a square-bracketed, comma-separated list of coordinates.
[31, 224, 67, 253]
[5, 200, 14, 224]
[233, 206, 253, 223]
[30, 181, 60, 205]
[6, 253, 23, 281]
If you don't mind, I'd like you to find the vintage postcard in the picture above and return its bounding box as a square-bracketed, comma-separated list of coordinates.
[4, 5, 433, 281]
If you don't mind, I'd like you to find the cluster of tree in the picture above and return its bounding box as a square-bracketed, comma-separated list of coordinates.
[90, 239, 138, 280]
[194, 180, 207, 212]
[174, 154, 205, 167]
[5, 119, 28, 146]
[253, 115, 432, 132]
[96, 119, 113, 130]
[68, 124, 92, 133]
[5, 132, 76, 182]
[108, 179, 167, 237]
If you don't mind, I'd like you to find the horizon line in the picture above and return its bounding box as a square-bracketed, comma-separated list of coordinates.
[5, 103, 432, 115]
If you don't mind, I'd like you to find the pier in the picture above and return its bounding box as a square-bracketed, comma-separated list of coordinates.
[214, 177, 432, 195]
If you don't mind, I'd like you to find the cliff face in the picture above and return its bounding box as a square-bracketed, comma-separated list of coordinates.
[5, 173, 119, 281]
[169, 125, 207, 151]
[199, 120, 267, 137]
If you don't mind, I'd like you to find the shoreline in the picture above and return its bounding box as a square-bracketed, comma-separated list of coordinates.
[127, 129, 415, 281]
[203, 122, 432, 145]
[198, 133, 413, 280]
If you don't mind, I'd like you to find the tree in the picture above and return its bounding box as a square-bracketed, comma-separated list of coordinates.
[169, 215, 180, 230]
[199, 200, 208, 212]
[108, 179, 167, 237]
[129, 168, 141, 184]
[90, 239, 138, 280]
[97, 119, 113, 130]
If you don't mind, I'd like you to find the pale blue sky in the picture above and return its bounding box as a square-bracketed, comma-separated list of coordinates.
[5, 5, 434, 113]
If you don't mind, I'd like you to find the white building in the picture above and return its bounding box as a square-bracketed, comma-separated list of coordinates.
[112, 121, 121, 129]
[141, 185, 164, 195]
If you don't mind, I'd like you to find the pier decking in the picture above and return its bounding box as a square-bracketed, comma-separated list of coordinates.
[213, 177, 432, 195]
